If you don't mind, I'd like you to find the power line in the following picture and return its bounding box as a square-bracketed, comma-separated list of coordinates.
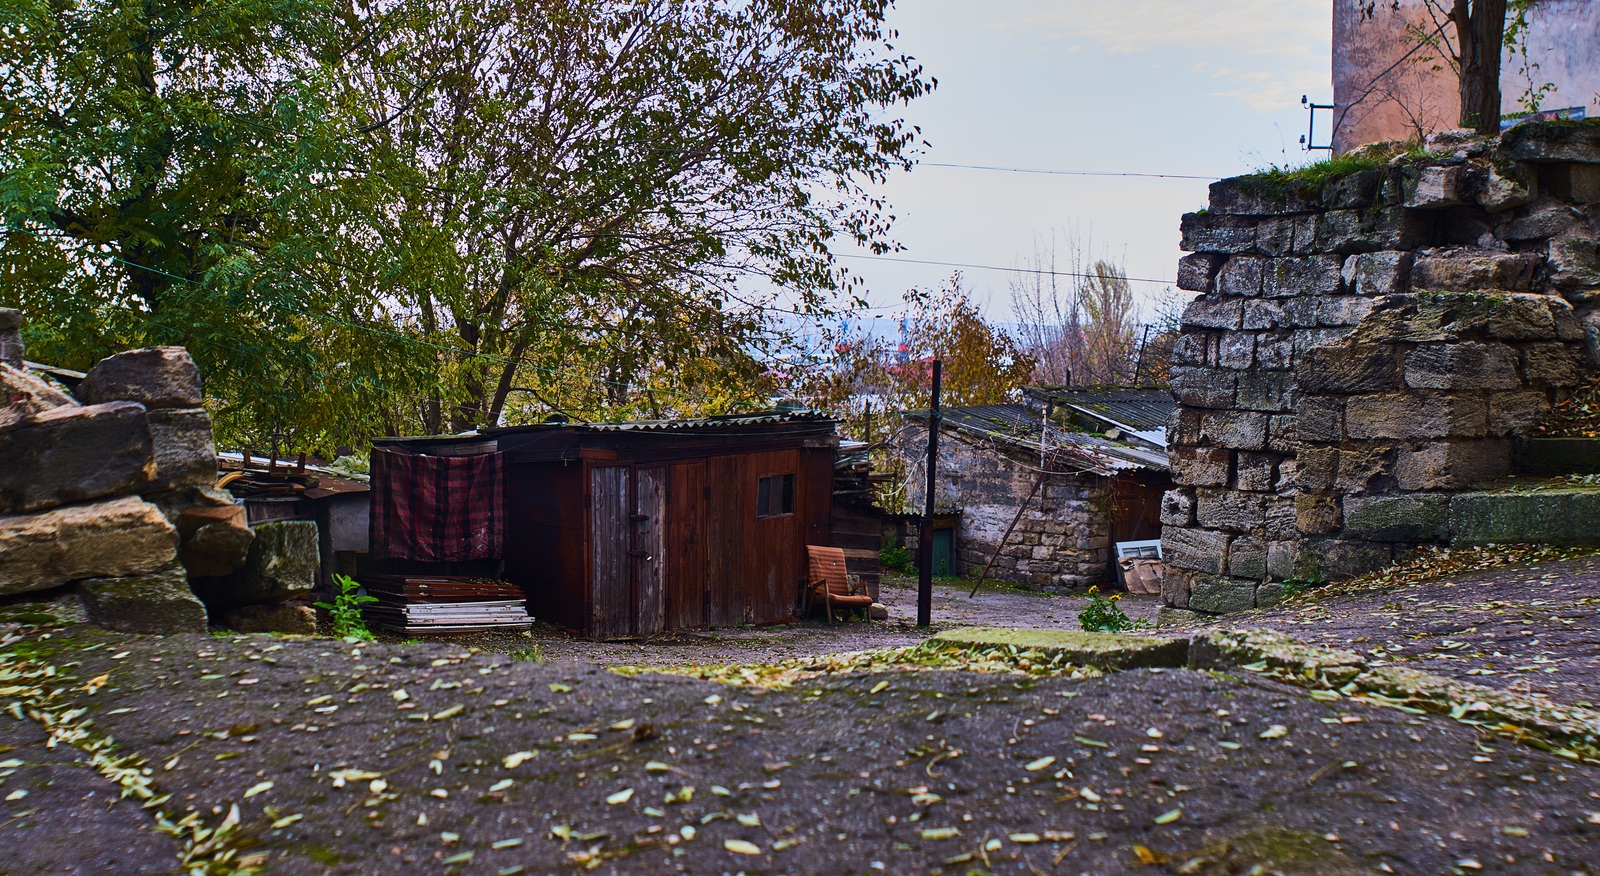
[833, 252, 1177, 286]
[921, 162, 1219, 181]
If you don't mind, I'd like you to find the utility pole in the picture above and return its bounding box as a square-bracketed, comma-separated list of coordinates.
[917, 359, 942, 627]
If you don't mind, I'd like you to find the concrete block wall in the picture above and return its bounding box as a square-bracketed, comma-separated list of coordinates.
[1163, 122, 1600, 613]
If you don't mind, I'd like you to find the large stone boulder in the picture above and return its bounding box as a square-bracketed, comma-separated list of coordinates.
[175, 500, 255, 578]
[79, 566, 208, 634]
[0, 401, 156, 514]
[1, 362, 76, 428]
[145, 408, 218, 491]
[79, 346, 203, 409]
[194, 520, 318, 610]
[0, 496, 178, 596]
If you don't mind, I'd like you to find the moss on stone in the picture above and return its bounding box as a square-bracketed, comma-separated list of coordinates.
[931, 627, 1188, 669]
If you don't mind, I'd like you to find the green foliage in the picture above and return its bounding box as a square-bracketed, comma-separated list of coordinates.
[509, 644, 543, 663]
[1279, 573, 1327, 599]
[1077, 587, 1148, 633]
[2, 0, 934, 445]
[880, 544, 914, 574]
[315, 574, 377, 641]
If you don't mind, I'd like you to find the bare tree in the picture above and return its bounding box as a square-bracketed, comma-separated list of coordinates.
[1009, 231, 1137, 387]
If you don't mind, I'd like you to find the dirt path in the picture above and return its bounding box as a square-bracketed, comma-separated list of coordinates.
[2, 625, 1597, 875]
[1168, 554, 1600, 712]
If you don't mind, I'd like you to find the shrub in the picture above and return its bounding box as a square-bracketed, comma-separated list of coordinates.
[315, 573, 377, 641]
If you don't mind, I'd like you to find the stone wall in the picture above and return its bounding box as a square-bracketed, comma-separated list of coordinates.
[895, 422, 1111, 590]
[1162, 122, 1600, 614]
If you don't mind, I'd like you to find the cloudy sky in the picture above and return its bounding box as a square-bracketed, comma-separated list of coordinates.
[825, 0, 1332, 331]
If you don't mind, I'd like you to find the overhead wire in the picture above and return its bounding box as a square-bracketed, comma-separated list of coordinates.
[920, 162, 1220, 181]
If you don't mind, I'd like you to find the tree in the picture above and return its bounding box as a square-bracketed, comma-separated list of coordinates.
[1009, 233, 1139, 387]
[336, 0, 933, 432]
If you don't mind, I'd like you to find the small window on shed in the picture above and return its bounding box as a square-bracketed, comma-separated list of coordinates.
[757, 474, 795, 518]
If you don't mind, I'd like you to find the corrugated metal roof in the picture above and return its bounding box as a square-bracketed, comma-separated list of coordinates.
[912, 404, 1168, 476]
[1025, 387, 1174, 449]
[377, 410, 835, 445]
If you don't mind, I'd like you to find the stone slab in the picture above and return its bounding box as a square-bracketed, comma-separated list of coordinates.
[145, 408, 217, 491]
[0, 496, 178, 596]
[79, 347, 203, 409]
[0, 401, 156, 514]
[79, 566, 208, 635]
[1449, 487, 1600, 547]
[931, 627, 1188, 670]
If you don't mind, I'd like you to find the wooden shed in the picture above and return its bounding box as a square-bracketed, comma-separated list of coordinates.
[372, 412, 838, 639]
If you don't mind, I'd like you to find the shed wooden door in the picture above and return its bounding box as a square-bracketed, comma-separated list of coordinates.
[590, 465, 631, 639]
[634, 465, 667, 637]
[667, 460, 708, 630]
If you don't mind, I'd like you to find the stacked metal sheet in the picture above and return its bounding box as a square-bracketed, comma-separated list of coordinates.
[362, 575, 533, 634]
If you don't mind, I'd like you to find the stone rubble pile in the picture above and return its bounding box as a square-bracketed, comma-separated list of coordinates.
[1163, 122, 1600, 616]
[0, 308, 316, 634]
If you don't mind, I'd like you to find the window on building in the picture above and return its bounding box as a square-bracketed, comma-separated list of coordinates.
[756, 474, 795, 518]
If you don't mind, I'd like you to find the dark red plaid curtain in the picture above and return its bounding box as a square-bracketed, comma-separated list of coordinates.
[370, 449, 505, 562]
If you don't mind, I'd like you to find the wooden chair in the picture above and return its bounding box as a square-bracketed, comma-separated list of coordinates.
[805, 545, 874, 622]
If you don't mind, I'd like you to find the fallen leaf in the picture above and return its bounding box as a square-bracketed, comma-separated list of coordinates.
[606, 788, 634, 805]
[244, 781, 273, 798]
[502, 751, 536, 769]
[920, 827, 960, 840]
[1154, 809, 1182, 825]
[1259, 725, 1289, 739]
[1025, 756, 1056, 772]
[724, 839, 762, 855]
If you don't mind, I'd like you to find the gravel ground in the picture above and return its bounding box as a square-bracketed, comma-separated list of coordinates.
[2, 625, 1598, 875]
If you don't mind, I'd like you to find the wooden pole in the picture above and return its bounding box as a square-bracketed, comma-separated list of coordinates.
[917, 359, 942, 627]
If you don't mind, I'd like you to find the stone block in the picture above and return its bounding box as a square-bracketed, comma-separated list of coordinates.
[1181, 297, 1244, 330]
[1168, 408, 1204, 446]
[1159, 489, 1195, 527]
[1234, 452, 1278, 492]
[1315, 207, 1431, 254]
[1295, 396, 1344, 442]
[1484, 294, 1561, 340]
[1170, 367, 1237, 409]
[1409, 249, 1537, 291]
[145, 408, 218, 491]
[1547, 238, 1600, 287]
[1237, 372, 1292, 412]
[1450, 487, 1600, 547]
[1283, 297, 1321, 328]
[1216, 256, 1264, 296]
[79, 347, 203, 409]
[1254, 333, 1293, 370]
[1256, 217, 1297, 256]
[1162, 526, 1230, 576]
[1273, 458, 1298, 492]
[935, 628, 1189, 669]
[1264, 495, 1297, 539]
[194, 520, 319, 610]
[1321, 169, 1381, 209]
[1501, 121, 1600, 165]
[1295, 494, 1342, 535]
[1199, 411, 1269, 450]
[1266, 541, 1297, 579]
[79, 565, 208, 635]
[1155, 606, 1205, 626]
[1217, 332, 1255, 369]
[1520, 342, 1585, 387]
[0, 363, 76, 428]
[1170, 446, 1232, 487]
[1160, 569, 1192, 609]
[1569, 164, 1600, 203]
[1208, 177, 1310, 215]
[1293, 538, 1393, 580]
[175, 501, 255, 579]
[1347, 293, 1491, 344]
[1403, 165, 1475, 208]
[1487, 390, 1551, 437]
[1395, 439, 1512, 490]
[1316, 295, 1376, 327]
[1503, 203, 1581, 241]
[1342, 494, 1448, 542]
[1197, 489, 1265, 532]
[0, 496, 178, 596]
[1403, 343, 1520, 391]
[1170, 332, 1210, 366]
[0, 309, 21, 364]
[0, 401, 156, 514]
[1341, 251, 1413, 297]
[1181, 212, 1257, 254]
[1177, 253, 1225, 292]
[1297, 343, 1400, 394]
[1335, 443, 1396, 492]
[1242, 300, 1287, 330]
[1254, 581, 1287, 608]
[1478, 163, 1533, 212]
[1228, 536, 1267, 579]
[1295, 447, 1338, 492]
[1266, 415, 1298, 452]
[1188, 575, 1258, 614]
[1262, 256, 1342, 298]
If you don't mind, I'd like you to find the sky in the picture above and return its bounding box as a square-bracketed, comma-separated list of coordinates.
[822, 0, 1333, 333]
